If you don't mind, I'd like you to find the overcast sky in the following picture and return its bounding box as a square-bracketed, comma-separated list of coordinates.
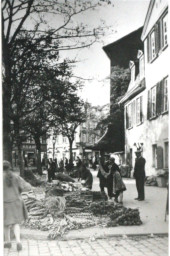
[61, 0, 150, 106]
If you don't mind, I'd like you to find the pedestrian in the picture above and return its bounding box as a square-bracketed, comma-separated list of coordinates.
[109, 157, 126, 204]
[51, 159, 56, 179]
[81, 164, 93, 190]
[134, 150, 146, 201]
[76, 156, 82, 180]
[3, 160, 31, 251]
[97, 153, 113, 199]
[47, 158, 53, 182]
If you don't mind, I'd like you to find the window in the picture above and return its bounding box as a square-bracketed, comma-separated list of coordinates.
[164, 142, 169, 169]
[136, 96, 143, 125]
[147, 10, 168, 62]
[150, 30, 156, 60]
[139, 56, 144, 79]
[152, 144, 157, 168]
[163, 77, 168, 112]
[63, 137, 67, 143]
[148, 78, 168, 119]
[126, 103, 133, 129]
[162, 13, 168, 48]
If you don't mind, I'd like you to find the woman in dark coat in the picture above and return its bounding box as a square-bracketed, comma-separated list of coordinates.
[3, 161, 31, 251]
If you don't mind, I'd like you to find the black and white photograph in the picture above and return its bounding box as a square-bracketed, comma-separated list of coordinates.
[1, 0, 169, 255]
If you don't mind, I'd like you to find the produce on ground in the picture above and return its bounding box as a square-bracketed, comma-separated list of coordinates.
[55, 173, 75, 183]
[22, 189, 142, 239]
[24, 170, 44, 186]
[109, 207, 142, 226]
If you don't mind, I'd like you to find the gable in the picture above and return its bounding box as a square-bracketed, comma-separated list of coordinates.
[141, 0, 168, 41]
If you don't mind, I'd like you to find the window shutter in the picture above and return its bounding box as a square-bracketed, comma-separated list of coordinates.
[156, 82, 161, 116]
[155, 23, 160, 54]
[160, 80, 164, 113]
[140, 96, 143, 122]
[147, 90, 151, 119]
[126, 106, 129, 129]
[147, 36, 150, 62]
[156, 146, 163, 169]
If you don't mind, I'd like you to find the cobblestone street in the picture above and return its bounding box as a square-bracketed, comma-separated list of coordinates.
[4, 235, 168, 256]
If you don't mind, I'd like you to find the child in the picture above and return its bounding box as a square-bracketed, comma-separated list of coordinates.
[110, 158, 126, 204]
[3, 160, 32, 251]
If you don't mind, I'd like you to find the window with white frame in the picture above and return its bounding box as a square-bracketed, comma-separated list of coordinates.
[164, 141, 169, 169]
[136, 97, 143, 125]
[150, 30, 156, 60]
[147, 10, 168, 63]
[126, 103, 133, 129]
[163, 77, 168, 112]
[139, 55, 144, 79]
[162, 13, 168, 48]
[151, 86, 156, 117]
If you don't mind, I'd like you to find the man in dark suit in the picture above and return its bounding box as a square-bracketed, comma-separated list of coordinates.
[134, 150, 146, 201]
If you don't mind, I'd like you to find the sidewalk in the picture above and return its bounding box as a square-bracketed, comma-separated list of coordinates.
[21, 171, 168, 240]
[4, 235, 168, 256]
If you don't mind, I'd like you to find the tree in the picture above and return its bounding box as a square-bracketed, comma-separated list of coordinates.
[2, 0, 113, 162]
[58, 89, 86, 164]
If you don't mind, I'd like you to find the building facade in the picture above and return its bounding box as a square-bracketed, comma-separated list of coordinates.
[120, 0, 168, 176]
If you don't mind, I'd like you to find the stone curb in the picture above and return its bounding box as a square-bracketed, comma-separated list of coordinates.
[21, 230, 168, 241]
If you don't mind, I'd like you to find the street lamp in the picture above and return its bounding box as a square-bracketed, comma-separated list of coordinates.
[52, 136, 56, 160]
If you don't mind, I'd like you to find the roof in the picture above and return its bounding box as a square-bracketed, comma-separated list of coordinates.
[103, 27, 143, 68]
[103, 26, 143, 56]
[141, 0, 154, 41]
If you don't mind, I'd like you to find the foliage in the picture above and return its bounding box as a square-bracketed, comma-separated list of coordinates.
[2, 0, 114, 162]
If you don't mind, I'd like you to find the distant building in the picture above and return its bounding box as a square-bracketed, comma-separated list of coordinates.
[47, 103, 110, 162]
[119, 0, 168, 176]
[12, 135, 47, 168]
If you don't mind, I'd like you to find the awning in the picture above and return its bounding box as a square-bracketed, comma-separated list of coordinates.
[85, 127, 124, 153]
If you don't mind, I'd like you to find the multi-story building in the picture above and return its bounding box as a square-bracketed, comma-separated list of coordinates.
[119, 0, 168, 176]
[97, 27, 143, 157]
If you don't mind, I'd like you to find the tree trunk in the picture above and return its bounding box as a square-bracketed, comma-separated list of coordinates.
[17, 142, 25, 177]
[34, 136, 42, 175]
[2, 43, 12, 163]
[15, 120, 25, 177]
[69, 139, 73, 165]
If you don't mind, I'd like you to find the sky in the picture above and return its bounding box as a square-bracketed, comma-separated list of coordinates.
[61, 0, 150, 106]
